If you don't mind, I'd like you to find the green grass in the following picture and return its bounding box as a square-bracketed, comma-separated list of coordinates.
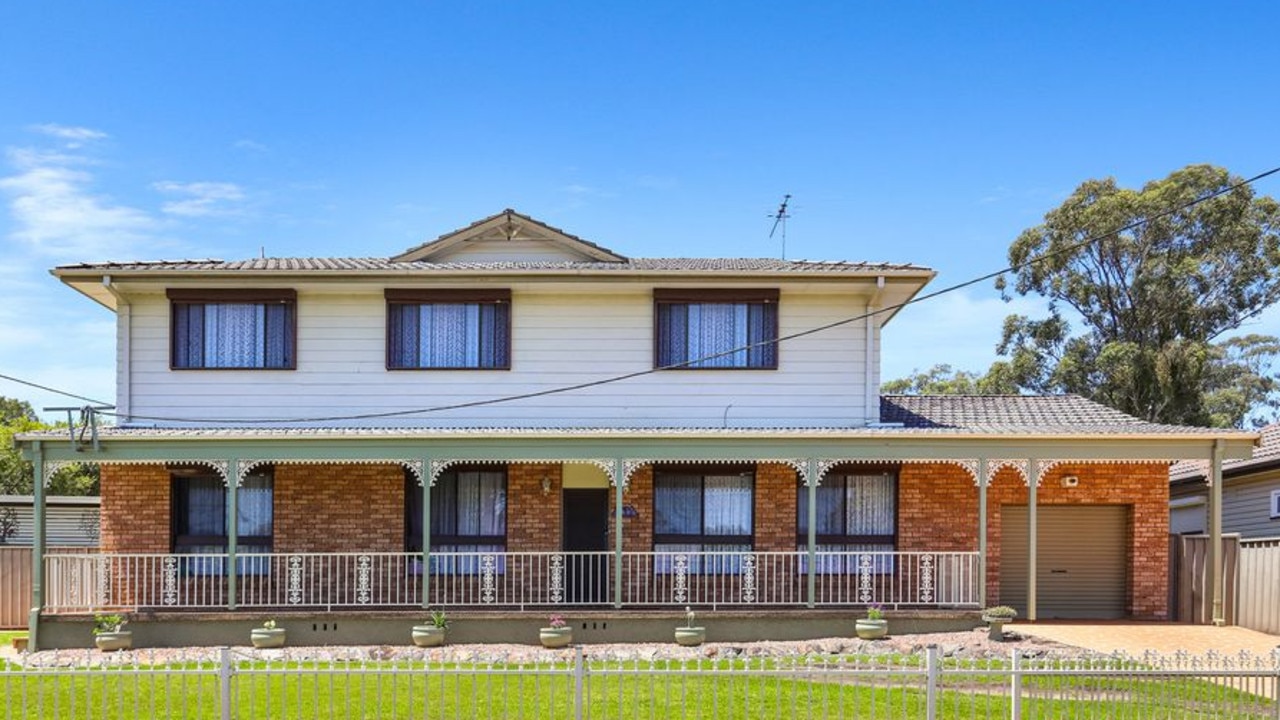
[0, 658, 1271, 719]
[0, 631, 27, 646]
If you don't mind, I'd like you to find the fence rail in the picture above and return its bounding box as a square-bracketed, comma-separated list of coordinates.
[1, 647, 1276, 719]
[44, 549, 981, 612]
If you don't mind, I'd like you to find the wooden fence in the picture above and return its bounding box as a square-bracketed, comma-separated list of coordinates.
[1168, 534, 1238, 625]
[1236, 536, 1280, 635]
[0, 546, 96, 629]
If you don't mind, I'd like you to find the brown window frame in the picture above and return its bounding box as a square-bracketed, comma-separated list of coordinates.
[385, 289, 512, 371]
[167, 289, 297, 371]
[653, 288, 780, 370]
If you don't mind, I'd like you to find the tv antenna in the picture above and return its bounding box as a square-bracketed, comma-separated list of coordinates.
[768, 194, 792, 259]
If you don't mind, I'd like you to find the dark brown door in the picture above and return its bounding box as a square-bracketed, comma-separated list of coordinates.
[562, 489, 610, 604]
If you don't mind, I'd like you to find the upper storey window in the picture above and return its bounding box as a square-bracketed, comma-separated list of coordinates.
[169, 290, 296, 370]
[386, 289, 511, 370]
[654, 289, 779, 369]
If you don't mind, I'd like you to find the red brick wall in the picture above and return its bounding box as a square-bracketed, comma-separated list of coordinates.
[899, 460, 1168, 619]
[507, 463, 562, 552]
[100, 464, 171, 554]
[274, 463, 404, 553]
[755, 463, 799, 551]
[985, 462, 1168, 619]
[610, 465, 653, 552]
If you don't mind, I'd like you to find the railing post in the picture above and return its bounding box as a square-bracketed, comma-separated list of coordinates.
[806, 459, 817, 609]
[226, 461, 239, 611]
[573, 645, 585, 720]
[925, 644, 939, 720]
[421, 462, 431, 609]
[1009, 649, 1022, 720]
[27, 441, 45, 651]
[977, 458, 988, 608]
[219, 646, 234, 720]
[613, 460, 624, 610]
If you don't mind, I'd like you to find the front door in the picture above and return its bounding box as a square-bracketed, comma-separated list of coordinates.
[562, 489, 610, 604]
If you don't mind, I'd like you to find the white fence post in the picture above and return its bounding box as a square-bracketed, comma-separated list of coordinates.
[1009, 649, 1022, 720]
[574, 645, 586, 720]
[219, 646, 234, 720]
[925, 644, 939, 720]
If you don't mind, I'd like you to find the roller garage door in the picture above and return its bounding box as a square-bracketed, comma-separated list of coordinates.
[1001, 505, 1128, 619]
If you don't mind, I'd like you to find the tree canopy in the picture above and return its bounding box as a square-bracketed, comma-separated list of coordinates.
[0, 396, 99, 496]
[885, 165, 1280, 428]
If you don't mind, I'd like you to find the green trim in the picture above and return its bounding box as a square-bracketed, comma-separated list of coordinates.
[17, 434, 1252, 465]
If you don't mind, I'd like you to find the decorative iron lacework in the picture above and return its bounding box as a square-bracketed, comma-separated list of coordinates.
[815, 458, 981, 485]
[429, 458, 616, 486]
[619, 458, 810, 483]
[740, 553, 757, 603]
[234, 458, 424, 486]
[548, 554, 565, 604]
[918, 553, 935, 604]
[985, 459, 1030, 486]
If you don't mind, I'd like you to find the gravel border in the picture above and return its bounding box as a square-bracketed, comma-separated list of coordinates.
[13, 628, 1079, 667]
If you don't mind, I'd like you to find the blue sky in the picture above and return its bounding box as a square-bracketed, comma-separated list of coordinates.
[2, 1, 1279, 418]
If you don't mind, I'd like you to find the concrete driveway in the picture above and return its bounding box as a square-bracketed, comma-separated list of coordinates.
[1009, 621, 1280, 656]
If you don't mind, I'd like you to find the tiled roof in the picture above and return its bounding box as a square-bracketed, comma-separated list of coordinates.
[15, 400, 1256, 442]
[1170, 422, 1280, 481]
[55, 257, 931, 274]
[879, 394, 1213, 435]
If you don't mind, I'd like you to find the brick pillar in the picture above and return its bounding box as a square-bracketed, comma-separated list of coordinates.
[754, 463, 798, 552]
[507, 463, 563, 552]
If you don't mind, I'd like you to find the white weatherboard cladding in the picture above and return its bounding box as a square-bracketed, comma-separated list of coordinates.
[123, 287, 872, 427]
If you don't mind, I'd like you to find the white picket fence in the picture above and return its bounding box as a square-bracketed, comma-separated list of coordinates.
[1, 647, 1276, 719]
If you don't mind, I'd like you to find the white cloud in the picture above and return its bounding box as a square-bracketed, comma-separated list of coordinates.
[0, 146, 157, 259]
[27, 124, 108, 148]
[153, 180, 246, 217]
[233, 139, 268, 153]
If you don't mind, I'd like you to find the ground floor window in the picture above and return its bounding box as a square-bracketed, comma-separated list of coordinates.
[797, 469, 897, 573]
[405, 466, 507, 574]
[653, 466, 753, 572]
[170, 467, 273, 575]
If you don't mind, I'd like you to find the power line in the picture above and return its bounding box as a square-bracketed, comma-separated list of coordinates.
[13, 165, 1280, 426]
[0, 372, 112, 407]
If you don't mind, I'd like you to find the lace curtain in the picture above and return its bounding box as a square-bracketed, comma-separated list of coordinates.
[389, 303, 508, 368]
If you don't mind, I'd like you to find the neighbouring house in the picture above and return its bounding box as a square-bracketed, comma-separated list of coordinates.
[0, 495, 99, 547]
[1169, 423, 1280, 537]
[13, 209, 1259, 648]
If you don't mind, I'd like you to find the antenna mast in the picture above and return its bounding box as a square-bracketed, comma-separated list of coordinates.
[768, 194, 792, 259]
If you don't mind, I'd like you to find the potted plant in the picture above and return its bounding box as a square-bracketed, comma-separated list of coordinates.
[539, 614, 573, 648]
[981, 605, 1017, 641]
[674, 606, 706, 646]
[412, 609, 449, 647]
[855, 604, 888, 640]
[92, 614, 132, 652]
[251, 619, 286, 649]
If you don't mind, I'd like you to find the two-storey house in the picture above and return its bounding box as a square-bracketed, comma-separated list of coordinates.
[16, 210, 1257, 648]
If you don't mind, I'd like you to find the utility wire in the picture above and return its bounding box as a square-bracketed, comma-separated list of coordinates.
[0, 372, 112, 407]
[10, 165, 1280, 426]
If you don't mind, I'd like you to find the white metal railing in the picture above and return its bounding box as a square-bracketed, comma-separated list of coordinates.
[44, 550, 981, 612]
[3, 648, 1278, 719]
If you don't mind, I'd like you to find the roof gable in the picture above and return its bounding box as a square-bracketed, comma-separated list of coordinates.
[392, 209, 627, 263]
